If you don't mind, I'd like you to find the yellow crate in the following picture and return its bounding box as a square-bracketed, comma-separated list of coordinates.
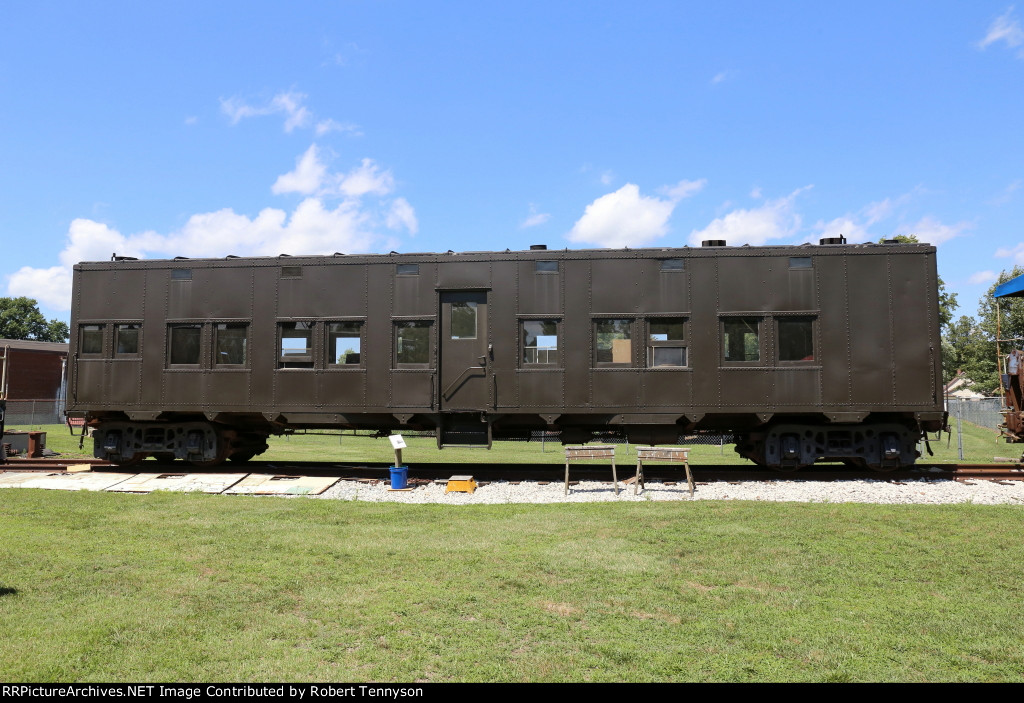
[445, 475, 477, 494]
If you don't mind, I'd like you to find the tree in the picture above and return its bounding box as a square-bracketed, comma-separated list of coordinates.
[0, 297, 69, 342]
[879, 234, 958, 330]
[967, 266, 1024, 393]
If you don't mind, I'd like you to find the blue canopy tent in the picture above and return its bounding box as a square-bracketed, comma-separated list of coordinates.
[994, 273, 1024, 299]
[992, 273, 1024, 398]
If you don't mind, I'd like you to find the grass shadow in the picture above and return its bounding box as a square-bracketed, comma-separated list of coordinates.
[0, 587, 19, 597]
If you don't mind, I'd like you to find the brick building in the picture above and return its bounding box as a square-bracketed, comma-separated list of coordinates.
[1, 339, 69, 425]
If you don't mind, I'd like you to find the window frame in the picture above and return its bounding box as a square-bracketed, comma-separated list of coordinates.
[646, 318, 688, 369]
[327, 320, 365, 368]
[521, 319, 561, 368]
[278, 321, 316, 369]
[776, 315, 817, 364]
[79, 324, 106, 357]
[166, 323, 203, 367]
[593, 318, 635, 368]
[721, 316, 763, 365]
[213, 322, 249, 368]
[113, 323, 141, 357]
[394, 319, 433, 369]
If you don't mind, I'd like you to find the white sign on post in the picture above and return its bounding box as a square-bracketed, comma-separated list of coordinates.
[389, 434, 407, 449]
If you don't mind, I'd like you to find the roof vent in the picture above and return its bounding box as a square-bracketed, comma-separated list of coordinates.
[530, 244, 548, 251]
[819, 235, 847, 245]
[111, 253, 138, 261]
[881, 238, 900, 245]
[701, 240, 727, 247]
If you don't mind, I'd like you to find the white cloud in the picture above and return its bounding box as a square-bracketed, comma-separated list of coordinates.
[996, 242, 1024, 264]
[814, 216, 871, 243]
[969, 270, 999, 285]
[8, 266, 73, 311]
[978, 6, 1024, 54]
[315, 118, 360, 136]
[658, 179, 707, 200]
[337, 158, 395, 197]
[898, 216, 970, 245]
[386, 197, 418, 235]
[521, 204, 551, 229]
[272, 144, 328, 195]
[7, 149, 416, 310]
[750, 186, 762, 199]
[220, 90, 338, 133]
[711, 70, 736, 84]
[689, 187, 811, 247]
[271, 92, 312, 132]
[600, 170, 614, 186]
[568, 184, 679, 248]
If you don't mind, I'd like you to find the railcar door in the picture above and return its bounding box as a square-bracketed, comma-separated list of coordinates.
[439, 291, 490, 410]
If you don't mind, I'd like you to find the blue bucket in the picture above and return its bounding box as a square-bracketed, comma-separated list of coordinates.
[390, 466, 408, 489]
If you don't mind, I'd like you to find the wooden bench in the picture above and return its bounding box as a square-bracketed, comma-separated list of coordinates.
[635, 446, 693, 496]
[564, 445, 618, 495]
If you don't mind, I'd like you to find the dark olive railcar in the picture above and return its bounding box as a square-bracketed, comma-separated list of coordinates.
[67, 241, 945, 469]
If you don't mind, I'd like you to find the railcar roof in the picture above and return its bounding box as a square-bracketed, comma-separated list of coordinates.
[74, 241, 936, 268]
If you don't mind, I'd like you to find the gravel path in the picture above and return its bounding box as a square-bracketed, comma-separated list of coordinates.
[314, 467, 1024, 506]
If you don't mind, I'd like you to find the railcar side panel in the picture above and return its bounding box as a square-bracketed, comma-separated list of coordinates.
[562, 260, 589, 408]
[891, 254, 938, 406]
[846, 255, 895, 407]
[815, 255, 851, 408]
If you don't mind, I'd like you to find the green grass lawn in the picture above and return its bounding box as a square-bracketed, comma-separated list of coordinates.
[0, 491, 1021, 682]
[7, 417, 1015, 466]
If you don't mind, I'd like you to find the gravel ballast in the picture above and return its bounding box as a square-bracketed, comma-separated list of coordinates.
[313, 468, 1024, 506]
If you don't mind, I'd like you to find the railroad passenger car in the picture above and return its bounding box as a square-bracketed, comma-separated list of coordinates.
[66, 239, 946, 469]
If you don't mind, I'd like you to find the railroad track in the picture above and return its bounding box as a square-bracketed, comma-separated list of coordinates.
[3, 458, 1023, 483]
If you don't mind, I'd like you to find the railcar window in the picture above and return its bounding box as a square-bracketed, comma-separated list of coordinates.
[168, 325, 201, 365]
[595, 319, 633, 365]
[522, 321, 559, 365]
[280, 266, 302, 277]
[328, 322, 362, 365]
[535, 260, 558, 273]
[80, 325, 104, 355]
[723, 318, 761, 362]
[279, 322, 314, 368]
[215, 323, 248, 365]
[648, 319, 687, 367]
[396, 321, 431, 366]
[789, 257, 812, 269]
[450, 301, 478, 340]
[660, 259, 684, 271]
[396, 264, 419, 276]
[115, 324, 140, 355]
[778, 317, 815, 362]
[171, 269, 192, 280]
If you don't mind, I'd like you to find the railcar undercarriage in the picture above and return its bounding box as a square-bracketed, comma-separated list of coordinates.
[733, 422, 921, 471]
[86, 412, 931, 471]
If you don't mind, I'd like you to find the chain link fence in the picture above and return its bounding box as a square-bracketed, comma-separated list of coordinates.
[946, 397, 1004, 431]
[3, 399, 66, 427]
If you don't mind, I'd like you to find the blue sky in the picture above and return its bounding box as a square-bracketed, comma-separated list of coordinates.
[1, 1, 1022, 324]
